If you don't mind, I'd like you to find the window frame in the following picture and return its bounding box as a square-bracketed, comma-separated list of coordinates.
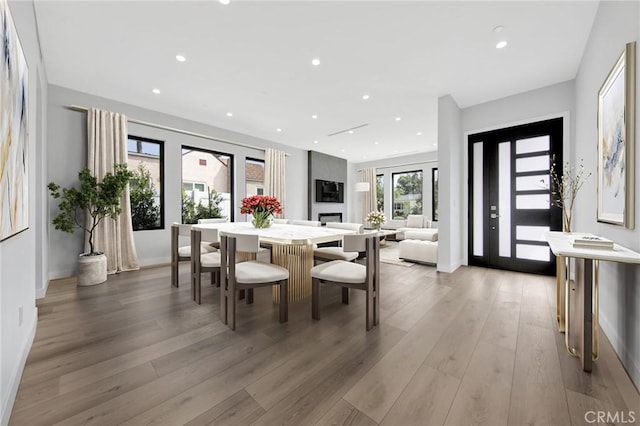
[181, 145, 235, 222]
[127, 135, 165, 231]
[245, 157, 266, 198]
[391, 169, 424, 219]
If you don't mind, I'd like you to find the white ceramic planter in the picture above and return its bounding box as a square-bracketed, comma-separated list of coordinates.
[77, 253, 107, 286]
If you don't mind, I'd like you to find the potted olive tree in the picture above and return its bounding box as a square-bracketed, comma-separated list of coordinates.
[48, 164, 133, 286]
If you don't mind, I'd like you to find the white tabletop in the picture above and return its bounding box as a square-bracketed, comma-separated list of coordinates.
[544, 231, 640, 264]
[195, 222, 354, 245]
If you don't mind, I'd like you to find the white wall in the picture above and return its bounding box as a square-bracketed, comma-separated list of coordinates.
[573, 0, 640, 388]
[47, 85, 308, 278]
[353, 152, 438, 225]
[461, 80, 575, 265]
[437, 95, 462, 273]
[1, 1, 48, 424]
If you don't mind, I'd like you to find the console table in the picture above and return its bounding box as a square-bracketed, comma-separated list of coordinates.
[544, 231, 640, 372]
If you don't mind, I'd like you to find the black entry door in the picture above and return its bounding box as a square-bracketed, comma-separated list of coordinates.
[468, 118, 563, 275]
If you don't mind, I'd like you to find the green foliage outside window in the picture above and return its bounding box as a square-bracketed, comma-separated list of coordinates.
[182, 189, 224, 224]
[130, 164, 160, 230]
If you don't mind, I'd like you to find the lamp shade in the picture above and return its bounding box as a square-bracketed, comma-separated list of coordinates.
[355, 182, 370, 192]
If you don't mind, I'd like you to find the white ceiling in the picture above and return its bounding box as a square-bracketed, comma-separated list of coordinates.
[34, 1, 599, 162]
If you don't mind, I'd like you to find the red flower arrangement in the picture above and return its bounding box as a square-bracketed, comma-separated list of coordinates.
[240, 195, 283, 228]
[240, 195, 283, 215]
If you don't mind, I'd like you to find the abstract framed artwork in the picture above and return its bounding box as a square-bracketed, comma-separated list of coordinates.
[0, 0, 29, 241]
[597, 41, 636, 229]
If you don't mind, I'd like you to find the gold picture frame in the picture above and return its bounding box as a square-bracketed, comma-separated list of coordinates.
[597, 41, 636, 229]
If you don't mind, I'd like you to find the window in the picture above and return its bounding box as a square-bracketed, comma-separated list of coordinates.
[392, 170, 423, 219]
[245, 158, 265, 197]
[181, 147, 233, 224]
[432, 168, 438, 221]
[376, 174, 384, 212]
[127, 136, 163, 231]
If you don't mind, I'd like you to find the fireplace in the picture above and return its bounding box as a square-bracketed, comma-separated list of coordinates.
[318, 212, 342, 226]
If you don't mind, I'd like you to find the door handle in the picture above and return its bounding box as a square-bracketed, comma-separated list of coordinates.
[490, 213, 500, 219]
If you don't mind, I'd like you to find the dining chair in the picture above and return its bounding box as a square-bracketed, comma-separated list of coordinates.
[197, 217, 228, 224]
[290, 219, 321, 227]
[311, 233, 380, 330]
[171, 223, 217, 288]
[220, 232, 289, 330]
[313, 222, 363, 264]
[272, 218, 291, 224]
[190, 226, 221, 304]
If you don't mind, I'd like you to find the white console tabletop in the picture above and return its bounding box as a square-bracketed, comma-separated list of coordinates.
[544, 231, 640, 372]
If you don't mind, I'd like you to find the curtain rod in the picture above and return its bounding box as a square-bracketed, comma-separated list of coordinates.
[68, 105, 290, 156]
[357, 159, 438, 171]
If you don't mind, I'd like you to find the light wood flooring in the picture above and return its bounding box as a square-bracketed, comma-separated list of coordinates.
[10, 261, 639, 425]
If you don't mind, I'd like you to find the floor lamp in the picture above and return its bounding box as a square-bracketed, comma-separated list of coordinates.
[355, 182, 370, 225]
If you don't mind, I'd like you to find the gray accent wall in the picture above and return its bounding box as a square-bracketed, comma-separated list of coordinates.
[47, 85, 308, 279]
[308, 151, 347, 222]
[573, 0, 640, 388]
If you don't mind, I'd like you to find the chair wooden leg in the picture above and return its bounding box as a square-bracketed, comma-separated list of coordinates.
[220, 276, 227, 325]
[247, 288, 254, 304]
[210, 271, 215, 285]
[171, 259, 178, 288]
[229, 284, 237, 331]
[312, 278, 320, 320]
[374, 280, 380, 327]
[342, 287, 350, 305]
[366, 280, 374, 331]
[279, 280, 288, 323]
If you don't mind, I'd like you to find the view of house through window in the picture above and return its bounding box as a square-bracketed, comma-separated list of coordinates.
[181, 147, 232, 223]
[392, 170, 423, 219]
[432, 168, 438, 221]
[127, 136, 163, 231]
[376, 174, 384, 212]
[245, 158, 265, 196]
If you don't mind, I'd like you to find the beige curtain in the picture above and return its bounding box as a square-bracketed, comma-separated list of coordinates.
[265, 148, 286, 218]
[87, 108, 139, 274]
[361, 167, 377, 224]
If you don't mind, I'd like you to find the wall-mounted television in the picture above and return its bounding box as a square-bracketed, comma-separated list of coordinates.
[316, 179, 344, 203]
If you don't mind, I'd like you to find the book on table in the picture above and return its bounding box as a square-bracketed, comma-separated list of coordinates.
[572, 236, 614, 249]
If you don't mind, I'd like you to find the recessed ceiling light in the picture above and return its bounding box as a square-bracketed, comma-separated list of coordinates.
[348, 130, 354, 134]
[175, 54, 186, 62]
[493, 25, 504, 33]
[152, 88, 160, 94]
[393, 150, 399, 153]
[374, 141, 379, 145]
[311, 58, 320, 66]
[363, 156, 367, 159]
[276, 128, 282, 132]
[433, 143, 438, 146]
[395, 117, 401, 121]
[362, 94, 370, 100]
[312, 114, 318, 119]
[496, 41, 508, 49]
[226, 112, 233, 117]
[313, 140, 318, 144]
[219, 0, 230, 5]
[417, 132, 422, 136]
[341, 149, 345, 152]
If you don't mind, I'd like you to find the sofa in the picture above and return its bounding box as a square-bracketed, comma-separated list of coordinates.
[398, 229, 438, 265]
[382, 214, 438, 240]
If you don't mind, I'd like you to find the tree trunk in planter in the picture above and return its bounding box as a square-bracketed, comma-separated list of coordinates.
[77, 253, 107, 286]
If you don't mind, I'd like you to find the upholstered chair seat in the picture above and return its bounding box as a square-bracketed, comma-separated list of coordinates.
[235, 261, 289, 284]
[312, 247, 359, 262]
[311, 260, 366, 283]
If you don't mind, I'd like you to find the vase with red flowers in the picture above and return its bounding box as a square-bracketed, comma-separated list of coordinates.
[240, 195, 283, 229]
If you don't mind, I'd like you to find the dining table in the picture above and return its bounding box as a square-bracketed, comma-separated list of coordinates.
[196, 222, 356, 302]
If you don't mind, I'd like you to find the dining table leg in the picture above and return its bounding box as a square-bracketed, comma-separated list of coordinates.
[271, 243, 313, 303]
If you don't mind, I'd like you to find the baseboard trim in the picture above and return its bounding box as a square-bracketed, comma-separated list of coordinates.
[437, 259, 463, 274]
[1, 309, 37, 426]
[600, 312, 640, 390]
